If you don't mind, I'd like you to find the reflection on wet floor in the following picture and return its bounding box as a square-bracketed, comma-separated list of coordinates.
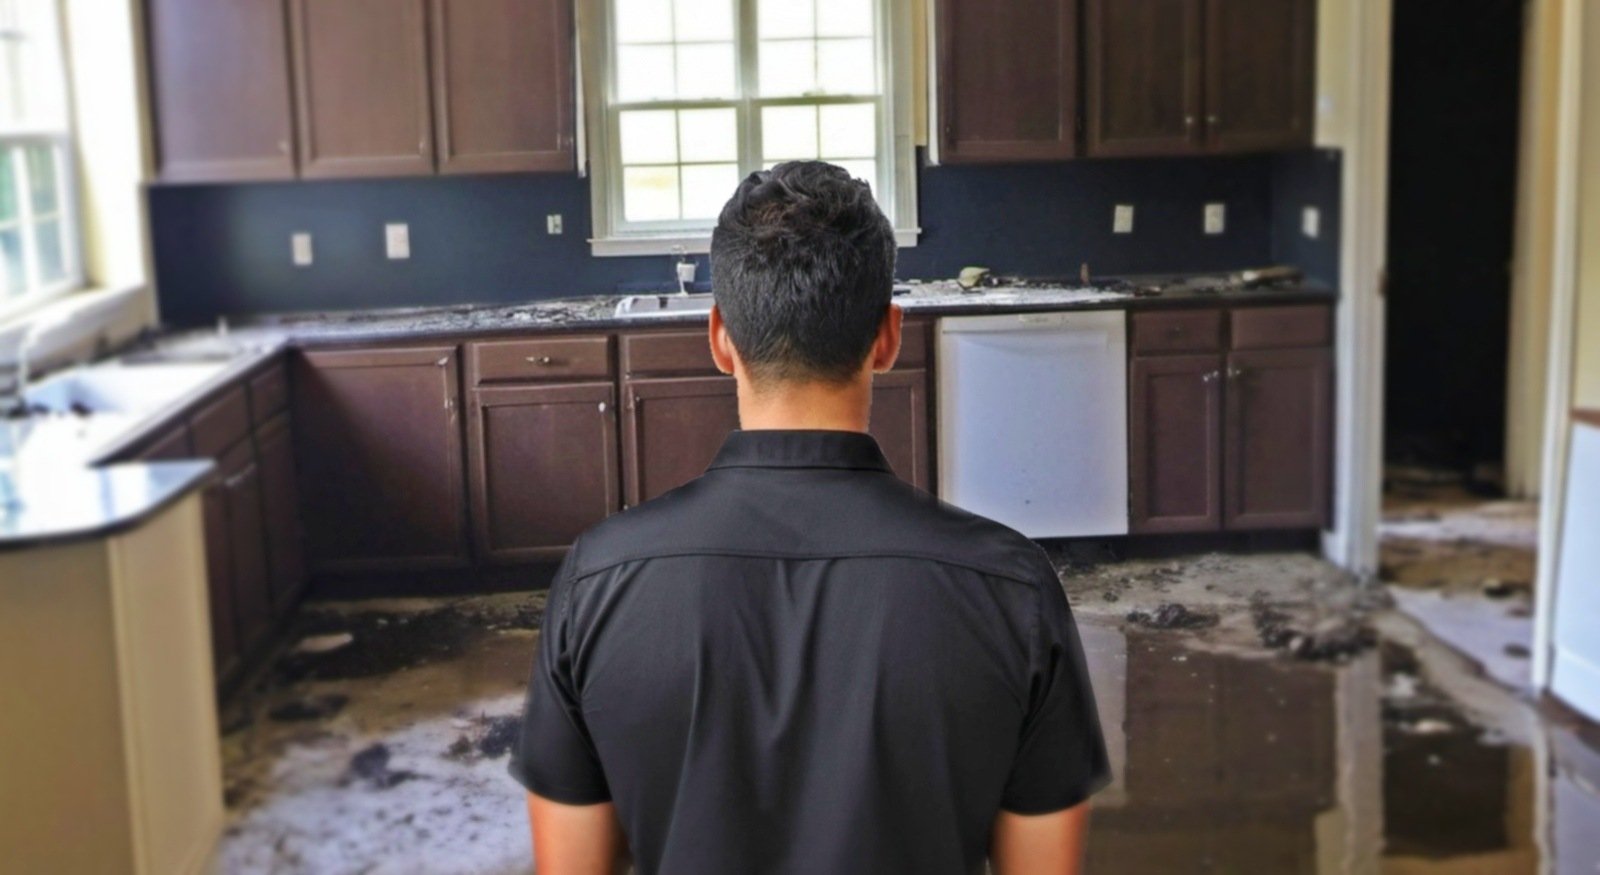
[215, 555, 1600, 874]
[1080, 621, 1597, 874]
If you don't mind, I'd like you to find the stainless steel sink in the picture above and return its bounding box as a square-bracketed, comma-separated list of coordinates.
[614, 293, 715, 319]
[23, 362, 228, 416]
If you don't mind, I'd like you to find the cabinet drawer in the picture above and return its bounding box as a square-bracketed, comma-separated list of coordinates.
[191, 385, 251, 458]
[249, 362, 290, 425]
[1131, 310, 1225, 354]
[621, 330, 717, 376]
[1231, 305, 1331, 350]
[470, 336, 613, 384]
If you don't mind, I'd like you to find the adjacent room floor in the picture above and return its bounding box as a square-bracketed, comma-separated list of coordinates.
[211, 546, 1600, 874]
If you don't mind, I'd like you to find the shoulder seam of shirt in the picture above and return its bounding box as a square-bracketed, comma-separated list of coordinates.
[569, 547, 1048, 589]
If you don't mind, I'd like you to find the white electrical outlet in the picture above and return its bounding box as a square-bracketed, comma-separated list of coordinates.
[546, 214, 563, 235]
[1113, 204, 1134, 234]
[386, 223, 410, 260]
[1302, 206, 1321, 239]
[291, 232, 313, 267]
[1204, 203, 1226, 235]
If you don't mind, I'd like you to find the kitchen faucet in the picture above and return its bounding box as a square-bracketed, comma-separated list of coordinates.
[2, 307, 75, 415]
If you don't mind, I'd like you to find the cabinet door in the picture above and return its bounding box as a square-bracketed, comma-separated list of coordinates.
[223, 446, 273, 653]
[201, 483, 239, 679]
[468, 383, 619, 563]
[289, 0, 433, 178]
[621, 376, 739, 506]
[1204, 0, 1315, 153]
[256, 413, 306, 614]
[936, 0, 1077, 162]
[1085, 0, 1204, 157]
[430, 0, 575, 174]
[294, 346, 469, 572]
[1224, 347, 1331, 530]
[1130, 354, 1223, 533]
[146, 0, 296, 182]
[870, 369, 931, 491]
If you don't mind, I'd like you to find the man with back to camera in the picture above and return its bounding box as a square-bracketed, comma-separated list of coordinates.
[509, 160, 1109, 875]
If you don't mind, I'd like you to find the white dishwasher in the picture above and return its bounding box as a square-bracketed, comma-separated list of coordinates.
[937, 310, 1128, 538]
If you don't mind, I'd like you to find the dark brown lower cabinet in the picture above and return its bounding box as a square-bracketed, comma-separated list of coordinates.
[1223, 347, 1332, 530]
[256, 412, 307, 613]
[1129, 354, 1223, 533]
[468, 382, 620, 563]
[870, 369, 931, 491]
[294, 346, 469, 573]
[201, 483, 239, 678]
[221, 441, 273, 650]
[621, 376, 739, 506]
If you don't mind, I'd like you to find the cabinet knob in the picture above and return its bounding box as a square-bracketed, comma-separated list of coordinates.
[278, 139, 290, 154]
[1168, 324, 1185, 336]
[1207, 114, 1221, 128]
[436, 356, 450, 367]
[1202, 370, 1218, 383]
[597, 401, 607, 413]
[526, 355, 555, 365]
[1184, 115, 1196, 129]
[1227, 366, 1243, 380]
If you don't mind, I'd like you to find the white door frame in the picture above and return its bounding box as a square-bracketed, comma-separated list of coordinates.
[1532, 0, 1587, 690]
[1319, 0, 1393, 577]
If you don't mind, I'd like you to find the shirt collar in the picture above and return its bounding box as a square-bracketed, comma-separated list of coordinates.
[707, 429, 893, 473]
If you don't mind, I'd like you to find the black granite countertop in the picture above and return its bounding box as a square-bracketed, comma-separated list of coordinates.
[0, 460, 215, 552]
[147, 273, 1334, 352]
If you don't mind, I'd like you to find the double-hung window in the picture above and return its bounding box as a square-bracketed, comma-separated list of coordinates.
[585, 0, 917, 255]
[0, 0, 79, 314]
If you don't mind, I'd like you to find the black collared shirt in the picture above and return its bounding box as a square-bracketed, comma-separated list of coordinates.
[511, 430, 1108, 875]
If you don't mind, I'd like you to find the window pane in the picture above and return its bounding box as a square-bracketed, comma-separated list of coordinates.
[0, 148, 16, 224]
[817, 38, 874, 94]
[0, 228, 22, 297]
[762, 106, 818, 161]
[817, 0, 873, 37]
[25, 144, 55, 215]
[674, 0, 734, 42]
[617, 45, 676, 101]
[619, 110, 679, 165]
[679, 108, 737, 163]
[832, 159, 877, 191]
[0, 0, 68, 129]
[680, 163, 740, 219]
[616, 0, 673, 43]
[759, 40, 816, 97]
[819, 104, 875, 157]
[674, 43, 736, 99]
[623, 166, 681, 221]
[758, 0, 814, 39]
[34, 216, 64, 283]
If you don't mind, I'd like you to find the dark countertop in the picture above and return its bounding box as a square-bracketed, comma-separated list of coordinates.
[146, 274, 1335, 351]
[4, 271, 1332, 551]
[0, 460, 215, 552]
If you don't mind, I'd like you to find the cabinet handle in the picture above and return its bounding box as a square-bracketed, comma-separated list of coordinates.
[224, 470, 250, 489]
[420, 138, 430, 153]
[436, 356, 450, 368]
[1207, 114, 1221, 128]
[278, 139, 290, 154]
[1202, 370, 1218, 383]
[1184, 115, 1196, 129]
[598, 401, 607, 413]
[1227, 366, 1243, 380]
[526, 355, 555, 365]
[1168, 324, 1186, 336]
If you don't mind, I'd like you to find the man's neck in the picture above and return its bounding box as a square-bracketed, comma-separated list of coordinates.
[735, 375, 873, 433]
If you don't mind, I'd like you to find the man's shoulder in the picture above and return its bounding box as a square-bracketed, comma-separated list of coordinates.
[566, 472, 1056, 589]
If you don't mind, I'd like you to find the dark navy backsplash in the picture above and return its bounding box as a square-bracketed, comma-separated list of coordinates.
[148, 148, 1341, 326]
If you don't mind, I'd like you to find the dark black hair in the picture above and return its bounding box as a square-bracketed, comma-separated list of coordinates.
[710, 160, 897, 385]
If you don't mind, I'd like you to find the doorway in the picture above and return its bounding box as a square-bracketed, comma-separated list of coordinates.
[1383, 0, 1525, 490]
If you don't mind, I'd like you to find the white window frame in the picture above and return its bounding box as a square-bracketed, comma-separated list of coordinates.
[0, 0, 83, 323]
[579, 0, 919, 257]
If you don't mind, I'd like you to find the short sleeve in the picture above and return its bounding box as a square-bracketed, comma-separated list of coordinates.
[1000, 552, 1111, 813]
[508, 547, 612, 804]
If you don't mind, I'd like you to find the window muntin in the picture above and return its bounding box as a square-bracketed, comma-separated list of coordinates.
[604, 0, 891, 236]
[0, 0, 80, 311]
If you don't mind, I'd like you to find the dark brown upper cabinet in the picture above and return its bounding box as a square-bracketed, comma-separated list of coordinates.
[1085, 0, 1204, 157]
[289, 0, 434, 178]
[293, 346, 470, 572]
[430, 0, 576, 174]
[935, 0, 1079, 163]
[145, 0, 297, 182]
[1086, 0, 1313, 157]
[1203, 0, 1316, 153]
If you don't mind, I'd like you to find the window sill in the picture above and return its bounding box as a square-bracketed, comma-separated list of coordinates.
[589, 227, 922, 258]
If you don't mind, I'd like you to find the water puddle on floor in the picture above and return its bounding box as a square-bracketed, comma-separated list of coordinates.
[1078, 621, 1600, 873]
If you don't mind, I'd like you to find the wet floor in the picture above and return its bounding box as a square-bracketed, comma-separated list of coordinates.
[212, 552, 1600, 874]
